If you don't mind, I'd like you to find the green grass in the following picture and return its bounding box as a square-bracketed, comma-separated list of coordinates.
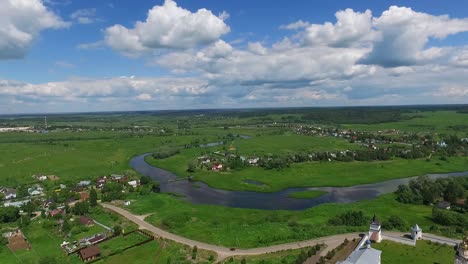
[70, 223, 107, 241]
[89, 207, 138, 233]
[373, 240, 455, 264]
[94, 240, 161, 264]
[229, 247, 318, 264]
[287, 190, 327, 199]
[99, 232, 148, 257]
[122, 192, 459, 249]
[148, 155, 468, 191]
[95, 238, 216, 264]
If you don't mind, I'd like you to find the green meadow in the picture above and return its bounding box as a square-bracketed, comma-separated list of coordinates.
[373, 240, 455, 264]
[123, 192, 458, 248]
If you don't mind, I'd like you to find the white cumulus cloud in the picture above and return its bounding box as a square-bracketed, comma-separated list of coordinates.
[104, 0, 230, 57]
[0, 0, 69, 59]
[361, 6, 468, 67]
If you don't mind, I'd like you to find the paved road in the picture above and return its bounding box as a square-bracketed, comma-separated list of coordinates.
[385, 231, 461, 246]
[102, 203, 359, 260]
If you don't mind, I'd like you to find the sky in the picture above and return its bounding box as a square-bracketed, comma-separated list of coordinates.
[1, 0, 468, 114]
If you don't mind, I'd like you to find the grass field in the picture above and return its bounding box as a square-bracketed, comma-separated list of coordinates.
[99, 232, 149, 257]
[122, 192, 459, 248]
[94, 238, 217, 264]
[89, 207, 138, 233]
[0, 133, 209, 186]
[227, 247, 319, 264]
[287, 190, 327, 199]
[373, 240, 455, 264]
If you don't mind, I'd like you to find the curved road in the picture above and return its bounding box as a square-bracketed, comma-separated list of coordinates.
[102, 203, 359, 260]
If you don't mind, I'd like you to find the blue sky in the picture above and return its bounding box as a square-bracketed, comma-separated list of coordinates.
[1, 0, 468, 113]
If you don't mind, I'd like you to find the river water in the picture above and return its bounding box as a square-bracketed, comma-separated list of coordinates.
[130, 153, 468, 210]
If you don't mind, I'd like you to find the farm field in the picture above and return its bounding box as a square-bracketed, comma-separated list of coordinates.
[343, 111, 468, 134]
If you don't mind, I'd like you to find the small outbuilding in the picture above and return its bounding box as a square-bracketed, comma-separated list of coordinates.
[79, 216, 94, 226]
[437, 201, 451, 210]
[78, 245, 100, 262]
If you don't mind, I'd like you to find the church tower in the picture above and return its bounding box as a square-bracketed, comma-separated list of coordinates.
[369, 214, 382, 243]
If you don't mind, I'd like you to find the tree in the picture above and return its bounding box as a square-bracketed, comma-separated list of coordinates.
[62, 219, 71, 233]
[73, 201, 89, 215]
[18, 214, 31, 227]
[89, 189, 98, 207]
[241, 258, 247, 264]
[191, 245, 198, 259]
[444, 180, 464, 204]
[187, 161, 197, 173]
[140, 175, 152, 185]
[0, 207, 19, 223]
[383, 215, 406, 231]
[16, 186, 28, 198]
[113, 225, 122, 235]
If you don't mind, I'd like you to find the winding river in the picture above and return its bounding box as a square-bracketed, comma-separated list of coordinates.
[130, 153, 468, 210]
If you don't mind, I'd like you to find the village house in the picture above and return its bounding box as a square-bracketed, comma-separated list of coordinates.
[0, 188, 17, 200]
[437, 201, 451, 210]
[437, 141, 448, 147]
[247, 157, 260, 165]
[79, 216, 94, 226]
[111, 174, 124, 181]
[78, 245, 101, 262]
[32, 174, 48, 181]
[96, 176, 108, 189]
[212, 163, 223, 171]
[67, 197, 78, 207]
[127, 180, 139, 188]
[4, 199, 30, 208]
[48, 208, 64, 218]
[28, 185, 44, 196]
[43, 198, 55, 208]
[80, 191, 89, 201]
[78, 180, 91, 187]
[88, 234, 106, 245]
[48, 175, 59, 181]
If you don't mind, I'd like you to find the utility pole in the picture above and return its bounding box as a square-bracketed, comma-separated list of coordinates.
[44, 116, 47, 129]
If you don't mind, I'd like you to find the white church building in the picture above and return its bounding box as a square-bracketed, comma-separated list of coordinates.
[411, 224, 423, 240]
